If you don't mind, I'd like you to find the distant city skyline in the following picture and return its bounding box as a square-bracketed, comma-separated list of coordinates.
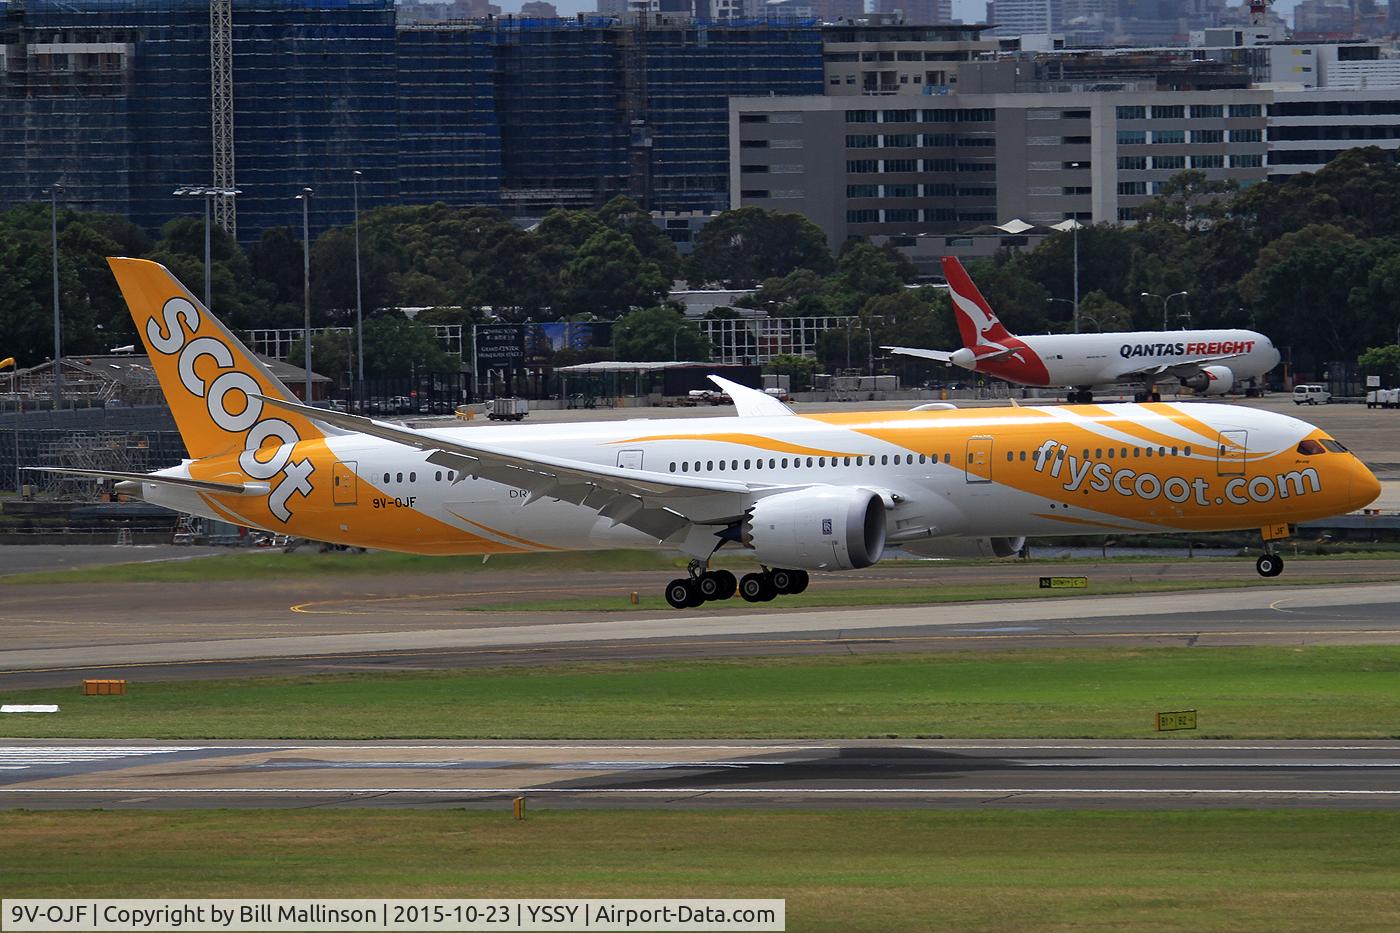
[482, 0, 1301, 28]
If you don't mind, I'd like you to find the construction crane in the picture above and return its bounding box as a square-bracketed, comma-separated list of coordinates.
[210, 0, 236, 235]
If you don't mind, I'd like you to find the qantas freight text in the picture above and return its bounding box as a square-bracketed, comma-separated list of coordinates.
[1119, 341, 1257, 359]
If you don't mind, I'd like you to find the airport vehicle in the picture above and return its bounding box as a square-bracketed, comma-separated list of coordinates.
[1296, 384, 1332, 406]
[487, 397, 529, 422]
[37, 259, 1380, 607]
[886, 257, 1281, 404]
[1365, 388, 1397, 409]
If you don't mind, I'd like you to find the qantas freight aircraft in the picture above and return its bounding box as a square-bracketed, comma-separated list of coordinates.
[39, 259, 1378, 608]
[887, 257, 1281, 404]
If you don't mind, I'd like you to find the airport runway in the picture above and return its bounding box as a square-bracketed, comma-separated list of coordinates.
[5, 579, 1400, 688]
[0, 739, 1396, 810]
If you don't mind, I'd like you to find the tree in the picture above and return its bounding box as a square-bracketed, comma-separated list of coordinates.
[613, 305, 710, 361]
[687, 208, 833, 288]
[1075, 291, 1134, 333]
[559, 228, 668, 318]
[1135, 169, 1239, 231]
[764, 353, 817, 392]
[597, 195, 682, 282]
[963, 255, 1051, 335]
[370, 315, 457, 378]
[1358, 345, 1400, 386]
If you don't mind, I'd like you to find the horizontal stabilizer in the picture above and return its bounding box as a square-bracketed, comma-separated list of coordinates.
[884, 346, 956, 364]
[25, 466, 265, 496]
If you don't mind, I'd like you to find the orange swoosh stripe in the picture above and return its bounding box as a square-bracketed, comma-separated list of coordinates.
[450, 513, 559, 551]
[614, 433, 860, 458]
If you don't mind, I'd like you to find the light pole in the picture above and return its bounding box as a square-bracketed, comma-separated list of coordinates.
[1142, 290, 1188, 330]
[44, 183, 63, 405]
[352, 170, 364, 397]
[296, 187, 314, 402]
[1071, 220, 1080, 333]
[174, 186, 240, 312]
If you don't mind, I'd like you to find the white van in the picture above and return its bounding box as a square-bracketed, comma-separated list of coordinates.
[1293, 384, 1331, 405]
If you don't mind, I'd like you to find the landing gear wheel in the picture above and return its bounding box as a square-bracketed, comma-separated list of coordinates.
[788, 569, 810, 594]
[1150, 392, 1162, 402]
[1256, 554, 1284, 578]
[739, 572, 777, 602]
[769, 568, 799, 594]
[665, 577, 701, 609]
[697, 570, 737, 601]
[710, 569, 737, 600]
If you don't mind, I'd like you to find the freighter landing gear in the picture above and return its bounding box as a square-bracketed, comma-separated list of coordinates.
[664, 561, 738, 609]
[1068, 390, 1094, 404]
[1255, 553, 1284, 578]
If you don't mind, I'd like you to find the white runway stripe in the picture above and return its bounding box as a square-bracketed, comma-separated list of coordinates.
[0, 746, 200, 771]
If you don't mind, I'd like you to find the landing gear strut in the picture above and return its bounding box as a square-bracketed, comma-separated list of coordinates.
[664, 561, 739, 609]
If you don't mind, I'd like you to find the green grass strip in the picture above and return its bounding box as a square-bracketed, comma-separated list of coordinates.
[3, 810, 1398, 930]
[4, 647, 1399, 740]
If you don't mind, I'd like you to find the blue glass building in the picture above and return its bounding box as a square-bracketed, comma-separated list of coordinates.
[0, 3, 822, 239]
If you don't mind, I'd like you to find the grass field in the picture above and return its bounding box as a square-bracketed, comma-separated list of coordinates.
[466, 573, 1395, 612]
[3, 809, 1397, 929]
[0, 549, 683, 585]
[3, 647, 1398, 740]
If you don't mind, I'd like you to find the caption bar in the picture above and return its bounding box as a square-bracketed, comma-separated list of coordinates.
[2, 899, 784, 932]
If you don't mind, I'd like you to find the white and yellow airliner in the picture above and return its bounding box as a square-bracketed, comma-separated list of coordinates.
[41, 258, 1381, 607]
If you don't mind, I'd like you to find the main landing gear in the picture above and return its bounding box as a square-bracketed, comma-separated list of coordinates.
[663, 563, 809, 609]
[1067, 389, 1094, 404]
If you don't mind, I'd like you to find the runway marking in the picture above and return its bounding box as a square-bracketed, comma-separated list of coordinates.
[0, 747, 200, 771]
[3, 787, 1398, 796]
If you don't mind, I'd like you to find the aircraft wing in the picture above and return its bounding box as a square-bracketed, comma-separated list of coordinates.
[1115, 352, 1247, 381]
[25, 466, 263, 496]
[883, 346, 956, 364]
[256, 396, 753, 540]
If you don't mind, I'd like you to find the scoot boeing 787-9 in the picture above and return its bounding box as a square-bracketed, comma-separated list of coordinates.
[37, 258, 1380, 607]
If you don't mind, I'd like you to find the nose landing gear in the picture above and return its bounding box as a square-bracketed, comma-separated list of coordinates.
[1255, 553, 1284, 577]
[1255, 523, 1290, 578]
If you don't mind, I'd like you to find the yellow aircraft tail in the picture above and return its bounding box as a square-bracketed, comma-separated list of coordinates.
[107, 257, 328, 460]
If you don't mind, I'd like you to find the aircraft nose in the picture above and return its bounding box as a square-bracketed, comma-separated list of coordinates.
[1351, 459, 1382, 511]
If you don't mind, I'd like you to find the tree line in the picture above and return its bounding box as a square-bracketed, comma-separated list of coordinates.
[6, 149, 1400, 385]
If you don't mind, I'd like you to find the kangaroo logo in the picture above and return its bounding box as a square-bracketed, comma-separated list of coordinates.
[146, 296, 314, 522]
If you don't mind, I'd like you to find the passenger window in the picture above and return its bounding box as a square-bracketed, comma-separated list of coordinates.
[396, 472, 403, 482]
[780, 458, 787, 468]
[670, 463, 677, 473]
[409, 472, 416, 482]
[435, 471, 442, 481]
[706, 461, 713, 471]
[732, 460, 738, 470]
[1184, 446, 1193, 457]
[1007, 452, 1014, 462]
[744, 459, 752, 469]
[1107, 449, 1115, 460]
[1145, 448, 1153, 458]
[943, 453, 951, 464]
[1297, 439, 1326, 455]
[1095, 448, 1103, 458]
[383, 473, 390, 483]
[1019, 451, 1027, 461]
[448, 471, 455, 481]
[1120, 448, 1127, 459]
[919, 454, 927, 464]
[806, 457, 814, 467]
[819, 457, 827, 467]
[881, 455, 889, 465]
[681, 462, 689, 472]
[1171, 446, 1179, 456]
[1133, 447, 1141, 457]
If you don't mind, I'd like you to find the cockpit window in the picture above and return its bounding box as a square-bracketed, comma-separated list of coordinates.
[1296, 439, 1326, 455]
[1320, 439, 1349, 453]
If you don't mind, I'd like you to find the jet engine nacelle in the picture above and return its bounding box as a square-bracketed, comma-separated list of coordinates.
[745, 486, 886, 571]
[1181, 365, 1234, 396]
[900, 536, 1026, 560]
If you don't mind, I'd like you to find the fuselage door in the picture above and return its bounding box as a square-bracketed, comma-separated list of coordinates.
[332, 461, 358, 506]
[1216, 430, 1247, 477]
[616, 449, 644, 471]
[965, 436, 993, 484]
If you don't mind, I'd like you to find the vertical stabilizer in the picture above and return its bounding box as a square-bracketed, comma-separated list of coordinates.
[942, 256, 1015, 349]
